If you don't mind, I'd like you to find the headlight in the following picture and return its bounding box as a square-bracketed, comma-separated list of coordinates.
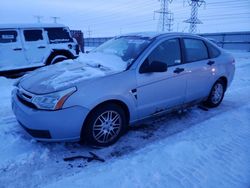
[32, 87, 76, 110]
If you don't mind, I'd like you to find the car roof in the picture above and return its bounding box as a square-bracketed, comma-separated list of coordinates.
[120, 31, 203, 40]
[0, 23, 67, 29]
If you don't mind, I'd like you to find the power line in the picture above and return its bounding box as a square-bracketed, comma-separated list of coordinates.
[69, 0, 249, 35]
[79, 1, 158, 23]
[76, 1, 248, 26]
[207, 0, 249, 5]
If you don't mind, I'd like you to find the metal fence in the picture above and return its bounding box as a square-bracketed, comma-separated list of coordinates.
[84, 31, 250, 51]
[200, 31, 250, 51]
[84, 37, 112, 48]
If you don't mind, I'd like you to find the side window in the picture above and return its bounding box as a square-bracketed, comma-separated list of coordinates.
[205, 41, 220, 58]
[140, 39, 181, 73]
[44, 27, 73, 43]
[184, 39, 209, 62]
[0, 30, 18, 43]
[24, 30, 43, 42]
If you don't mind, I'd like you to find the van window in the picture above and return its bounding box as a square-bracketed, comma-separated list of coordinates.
[0, 30, 18, 43]
[184, 39, 209, 62]
[45, 28, 73, 43]
[24, 30, 43, 42]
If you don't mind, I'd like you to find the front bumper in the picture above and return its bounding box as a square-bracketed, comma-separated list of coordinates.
[12, 88, 89, 142]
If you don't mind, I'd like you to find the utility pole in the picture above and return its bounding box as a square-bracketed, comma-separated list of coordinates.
[154, 0, 174, 32]
[34, 16, 43, 23]
[51, 16, 60, 23]
[87, 27, 92, 38]
[184, 0, 206, 33]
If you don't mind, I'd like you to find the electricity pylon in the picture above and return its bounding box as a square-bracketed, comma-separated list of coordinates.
[51, 16, 60, 23]
[34, 16, 43, 23]
[154, 0, 174, 32]
[184, 0, 206, 33]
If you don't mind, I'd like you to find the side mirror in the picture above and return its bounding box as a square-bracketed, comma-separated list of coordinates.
[140, 60, 168, 73]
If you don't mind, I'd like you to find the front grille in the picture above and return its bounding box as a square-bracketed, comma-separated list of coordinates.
[16, 88, 37, 109]
[17, 94, 37, 109]
[20, 122, 51, 139]
[22, 92, 32, 100]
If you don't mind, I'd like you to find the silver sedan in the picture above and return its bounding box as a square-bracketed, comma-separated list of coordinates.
[12, 32, 235, 146]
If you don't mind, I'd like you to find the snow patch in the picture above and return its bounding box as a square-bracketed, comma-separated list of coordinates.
[38, 52, 127, 90]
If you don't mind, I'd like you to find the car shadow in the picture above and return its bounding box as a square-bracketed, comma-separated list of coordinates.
[39, 96, 241, 163]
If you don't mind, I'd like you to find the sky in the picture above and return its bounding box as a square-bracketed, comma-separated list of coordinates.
[1, 0, 250, 37]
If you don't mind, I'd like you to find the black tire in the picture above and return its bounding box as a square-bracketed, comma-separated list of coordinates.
[204, 79, 226, 108]
[83, 104, 127, 147]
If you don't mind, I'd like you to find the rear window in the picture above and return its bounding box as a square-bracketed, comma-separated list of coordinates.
[24, 30, 43, 42]
[45, 27, 73, 43]
[184, 38, 209, 62]
[206, 41, 221, 58]
[0, 30, 18, 43]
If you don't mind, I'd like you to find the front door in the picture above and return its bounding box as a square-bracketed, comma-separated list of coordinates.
[136, 38, 187, 119]
[22, 29, 49, 66]
[0, 29, 27, 71]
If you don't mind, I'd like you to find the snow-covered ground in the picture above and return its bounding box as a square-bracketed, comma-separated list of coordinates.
[0, 51, 250, 188]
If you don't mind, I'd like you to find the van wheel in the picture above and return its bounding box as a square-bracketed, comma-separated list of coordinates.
[83, 104, 127, 147]
[204, 79, 225, 108]
[50, 55, 68, 64]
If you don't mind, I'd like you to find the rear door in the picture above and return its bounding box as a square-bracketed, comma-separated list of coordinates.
[136, 38, 187, 119]
[181, 38, 214, 103]
[0, 29, 27, 71]
[22, 29, 49, 66]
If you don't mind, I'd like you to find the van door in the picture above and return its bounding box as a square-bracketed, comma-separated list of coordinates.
[0, 29, 27, 71]
[22, 29, 49, 66]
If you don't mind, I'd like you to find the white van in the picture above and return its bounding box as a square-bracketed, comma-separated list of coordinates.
[0, 24, 79, 73]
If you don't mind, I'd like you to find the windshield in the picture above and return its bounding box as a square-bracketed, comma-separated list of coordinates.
[92, 36, 151, 66]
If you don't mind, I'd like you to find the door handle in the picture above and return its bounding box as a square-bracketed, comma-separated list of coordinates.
[173, 68, 185, 74]
[13, 48, 22, 51]
[38, 46, 46, 49]
[207, 60, 215, 66]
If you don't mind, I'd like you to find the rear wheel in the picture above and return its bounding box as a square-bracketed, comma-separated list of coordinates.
[83, 104, 127, 147]
[204, 79, 226, 108]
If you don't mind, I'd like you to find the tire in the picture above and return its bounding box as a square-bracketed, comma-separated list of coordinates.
[204, 79, 226, 108]
[83, 104, 127, 147]
[50, 55, 68, 64]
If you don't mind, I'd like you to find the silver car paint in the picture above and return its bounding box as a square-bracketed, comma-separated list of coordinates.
[12, 33, 235, 141]
[12, 88, 89, 141]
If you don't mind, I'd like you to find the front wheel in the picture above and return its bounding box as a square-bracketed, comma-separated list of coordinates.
[83, 104, 127, 147]
[204, 80, 226, 108]
[50, 55, 68, 64]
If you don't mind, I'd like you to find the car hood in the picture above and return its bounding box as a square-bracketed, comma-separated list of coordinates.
[18, 52, 128, 94]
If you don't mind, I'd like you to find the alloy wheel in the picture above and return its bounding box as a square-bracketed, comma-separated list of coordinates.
[211, 83, 224, 104]
[92, 110, 122, 144]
